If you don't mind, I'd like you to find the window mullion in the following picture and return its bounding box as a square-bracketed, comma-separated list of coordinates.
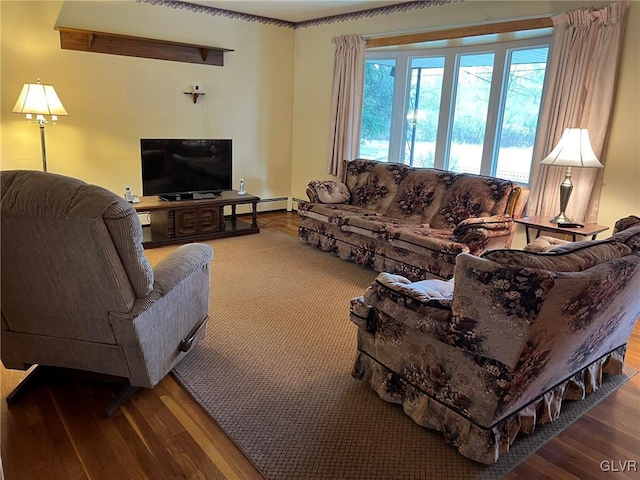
[480, 46, 506, 177]
[388, 53, 409, 164]
[434, 52, 456, 170]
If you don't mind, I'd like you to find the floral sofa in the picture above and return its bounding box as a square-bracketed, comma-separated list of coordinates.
[298, 159, 529, 280]
[349, 224, 640, 463]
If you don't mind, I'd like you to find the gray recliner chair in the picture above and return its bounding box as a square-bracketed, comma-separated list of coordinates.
[1, 170, 213, 416]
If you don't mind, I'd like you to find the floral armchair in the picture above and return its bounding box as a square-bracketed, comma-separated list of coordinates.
[350, 232, 640, 463]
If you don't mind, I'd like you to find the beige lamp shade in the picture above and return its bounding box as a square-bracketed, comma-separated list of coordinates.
[540, 128, 603, 168]
[12, 79, 68, 117]
[12, 78, 68, 173]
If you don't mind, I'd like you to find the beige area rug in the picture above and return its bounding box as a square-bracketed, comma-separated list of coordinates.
[145, 230, 635, 480]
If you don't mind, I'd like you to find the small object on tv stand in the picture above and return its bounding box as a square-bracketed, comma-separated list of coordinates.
[198, 192, 217, 199]
[160, 193, 188, 202]
[238, 178, 246, 195]
[159, 192, 220, 201]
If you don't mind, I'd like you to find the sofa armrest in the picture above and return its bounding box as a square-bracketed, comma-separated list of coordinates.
[108, 244, 213, 387]
[112, 243, 213, 321]
[350, 296, 375, 331]
[354, 273, 453, 336]
[451, 253, 557, 369]
[306, 180, 351, 204]
[506, 184, 530, 218]
[152, 243, 213, 296]
[371, 273, 454, 307]
[452, 215, 515, 249]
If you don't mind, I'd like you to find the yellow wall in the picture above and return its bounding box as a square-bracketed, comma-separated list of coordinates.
[1, 1, 638, 244]
[1, 1, 295, 200]
[598, 1, 640, 235]
[291, 0, 639, 246]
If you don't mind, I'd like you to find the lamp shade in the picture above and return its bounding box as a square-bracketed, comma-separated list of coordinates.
[12, 79, 68, 116]
[540, 128, 603, 168]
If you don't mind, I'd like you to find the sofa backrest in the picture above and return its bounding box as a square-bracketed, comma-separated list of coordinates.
[343, 159, 526, 227]
[452, 244, 640, 419]
[614, 215, 640, 234]
[0, 170, 154, 345]
[482, 238, 632, 271]
[344, 159, 412, 215]
[427, 174, 515, 229]
[609, 223, 640, 252]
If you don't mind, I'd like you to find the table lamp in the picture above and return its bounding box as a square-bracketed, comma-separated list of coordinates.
[12, 78, 68, 172]
[540, 128, 603, 223]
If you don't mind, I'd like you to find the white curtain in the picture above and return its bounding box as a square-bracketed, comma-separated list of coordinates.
[527, 1, 630, 223]
[327, 35, 366, 178]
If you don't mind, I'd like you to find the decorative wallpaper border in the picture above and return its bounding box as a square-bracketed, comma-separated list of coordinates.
[138, 0, 296, 28]
[137, 0, 454, 30]
[296, 1, 454, 29]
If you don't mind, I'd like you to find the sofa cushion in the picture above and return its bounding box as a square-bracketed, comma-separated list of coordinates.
[344, 214, 419, 237]
[374, 273, 454, 308]
[308, 180, 351, 204]
[482, 239, 631, 272]
[373, 241, 460, 280]
[430, 176, 514, 229]
[384, 170, 447, 224]
[345, 160, 413, 214]
[387, 225, 469, 255]
[363, 273, 454, 336]
[297, 202, 377, 225]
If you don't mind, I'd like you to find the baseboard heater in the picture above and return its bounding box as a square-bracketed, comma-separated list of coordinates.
[259, 197, 289, 203]
[291, 197, 306, 211]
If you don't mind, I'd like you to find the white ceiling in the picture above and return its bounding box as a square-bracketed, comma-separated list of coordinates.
[188, 1, 409, 23]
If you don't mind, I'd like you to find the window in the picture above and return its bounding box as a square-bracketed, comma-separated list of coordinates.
[360, 36, 550, 185]
[404, 56, 445, 167]
[360, 59, 396, 161]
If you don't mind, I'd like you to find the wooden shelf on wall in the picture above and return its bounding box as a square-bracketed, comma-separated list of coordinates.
[57, 27, 233, 66]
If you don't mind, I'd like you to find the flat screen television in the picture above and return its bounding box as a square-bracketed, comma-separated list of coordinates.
[141, 138, 232, 201]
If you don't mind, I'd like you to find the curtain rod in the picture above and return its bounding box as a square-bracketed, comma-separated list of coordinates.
[366, 17, 553, 48]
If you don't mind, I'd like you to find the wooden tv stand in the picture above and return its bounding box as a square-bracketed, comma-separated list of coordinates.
[133, 191, 260, 247]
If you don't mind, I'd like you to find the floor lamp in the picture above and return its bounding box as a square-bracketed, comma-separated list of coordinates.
[540, 128, 604, 223]
[12, 78, 68, 172]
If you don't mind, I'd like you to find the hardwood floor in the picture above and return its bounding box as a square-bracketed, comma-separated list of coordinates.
[2, 210, 639, 479]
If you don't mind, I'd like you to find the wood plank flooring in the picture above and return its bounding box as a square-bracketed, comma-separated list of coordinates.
[2, 211, 639, 479]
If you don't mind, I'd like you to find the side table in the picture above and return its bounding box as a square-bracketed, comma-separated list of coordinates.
[515, 215, 609, 244]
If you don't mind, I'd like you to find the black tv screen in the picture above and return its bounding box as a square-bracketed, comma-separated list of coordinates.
[141, 139, 232, 199]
